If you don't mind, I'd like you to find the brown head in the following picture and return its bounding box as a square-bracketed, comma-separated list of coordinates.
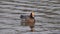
[30, 11, 35, 18]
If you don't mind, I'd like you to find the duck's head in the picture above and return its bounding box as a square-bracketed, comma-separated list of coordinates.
[30, 11, 35, 18]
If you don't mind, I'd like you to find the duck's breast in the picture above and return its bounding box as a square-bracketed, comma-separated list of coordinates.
[25, 17, 35, 26]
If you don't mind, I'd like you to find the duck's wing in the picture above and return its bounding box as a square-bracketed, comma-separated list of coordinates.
[25, 17, 35, 26]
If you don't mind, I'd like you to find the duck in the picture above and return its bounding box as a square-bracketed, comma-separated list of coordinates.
[20, 11, 35, 32]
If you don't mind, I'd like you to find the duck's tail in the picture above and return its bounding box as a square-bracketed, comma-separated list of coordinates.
[20, 15, 26, 19]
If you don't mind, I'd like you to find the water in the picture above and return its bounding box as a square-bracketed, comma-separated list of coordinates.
[0, 0, 60, 34]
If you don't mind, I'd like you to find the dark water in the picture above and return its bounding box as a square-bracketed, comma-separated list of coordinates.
[0, 0, 60, 34]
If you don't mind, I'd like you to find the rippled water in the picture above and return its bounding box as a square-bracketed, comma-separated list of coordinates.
[0, 0, 60, 34]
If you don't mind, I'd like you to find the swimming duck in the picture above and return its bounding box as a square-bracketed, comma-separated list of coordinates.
[20, 11, 35, 32]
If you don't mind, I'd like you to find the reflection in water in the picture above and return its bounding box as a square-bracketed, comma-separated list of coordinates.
[0, 0, 60, 34]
